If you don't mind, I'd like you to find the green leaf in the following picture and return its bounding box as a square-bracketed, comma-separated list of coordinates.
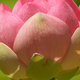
[26, 53, 63, 80]
[0, 70, 13, 80]
[22, 78, 32, 80]
[75, 67, 80, 75]
[0, 0, 18, 9]
[55, 67, 79, 80]
[71, 74, 80, 80]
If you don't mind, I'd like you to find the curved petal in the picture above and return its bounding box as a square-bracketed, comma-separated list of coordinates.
[15, 2, 47, 22]
[0, 4, 24, 49]
[47, 0, 63, 9]
[13, 13, 71, 65]
[12, 0, 23, 14]
[0, 70, 12, 80]
[0, 43, 27, 80]
[61, 28, 80, 70]
[65, 0, 80, 21]
[12, 0, 33, 14]
[48, 1, 79, 34]
[12, 0, 35, 15]
[33, 0, 62, 10]
[0, 4, 12, 12]
[33, 0, 49, 10]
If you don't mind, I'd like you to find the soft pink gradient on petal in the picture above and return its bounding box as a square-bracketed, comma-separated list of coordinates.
[16, 2, 47, 22]
[65, 0, 80, 21]
[79, 6, 80, 10]
[0, 4, 24, 49]
[48, 0, 63, 9]
[33, 0, 62, 11]
[33, 0, 49, 10]
[13, 13, 71, 65]
[48, 1, 79, 34]
[0, 4, 12, 12]
[12, 0, 33, 15]
[12, 0, 24, 14]
[79, 21, 80, 27]
[20, 0, 33, 4]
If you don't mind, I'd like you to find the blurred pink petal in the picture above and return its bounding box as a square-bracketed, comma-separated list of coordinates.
[33, 0, 49, 10]
[13, 13, 71, 65]
[12, 0, 25, 14]
[0, 4, 12, 12]
[65, 0, 80, 21]
[79, 21, 80, 27]
[15, 2, 47, 22]
[33, 0, 62, 10]
[0, 4, 24, 49]
[48, 1, 79, 34]
[12, 0, 33, 14]
[47, 0, 63, 9]
[20, 0, 33, 4]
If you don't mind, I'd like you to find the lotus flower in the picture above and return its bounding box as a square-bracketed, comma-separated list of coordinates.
[0, 0, 80, 80]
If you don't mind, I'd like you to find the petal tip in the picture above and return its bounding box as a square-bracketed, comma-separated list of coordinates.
[0, 3, 12, 12]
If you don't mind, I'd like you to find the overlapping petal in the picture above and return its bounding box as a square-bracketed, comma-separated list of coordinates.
[0, 4, 12, 12]
[33, 0, 62, 11]
[12, 0, 33, 14]
[33, 0, 49, 10]
[0, 0, 80, 79]
[12, 0, 24, 14]
[65, 0, 80, 21]
[13, 13, 71, 65]
[0, 4, 24, 49]
[16, 2, 47, 22]
[13, 0, 47, 22]
[47, 0, 62, 9]
[61, 28, 80, 70]
[48, 1, 79, 34]
[0, 43, 27, 80]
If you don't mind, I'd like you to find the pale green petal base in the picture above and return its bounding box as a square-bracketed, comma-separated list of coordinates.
[0, 43, 28, 80]
[0, 43, 80, 80]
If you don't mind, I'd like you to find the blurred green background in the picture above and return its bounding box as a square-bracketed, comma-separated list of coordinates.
[0, 0, 18, 9]
[0, 0, 80, 9]
[74, 0, 80, 6]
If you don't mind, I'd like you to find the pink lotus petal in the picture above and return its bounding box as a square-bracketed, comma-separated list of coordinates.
[65, 0, 80, 21]
[16, 2, 47, 22]
[33, 0, 62, 10]
[48, 1, 79, 34]
[0, 4, 12, 12]
[20, 0, 33, 4]
[79, 6, 80, 10]
[12, 0, 33, 15]
[33, 0, 49, 10]
[13, 13, 71, 65]
[0, 4, 24, 49]
[12, 0, 24, 14]
[48, 0, 63, 9]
